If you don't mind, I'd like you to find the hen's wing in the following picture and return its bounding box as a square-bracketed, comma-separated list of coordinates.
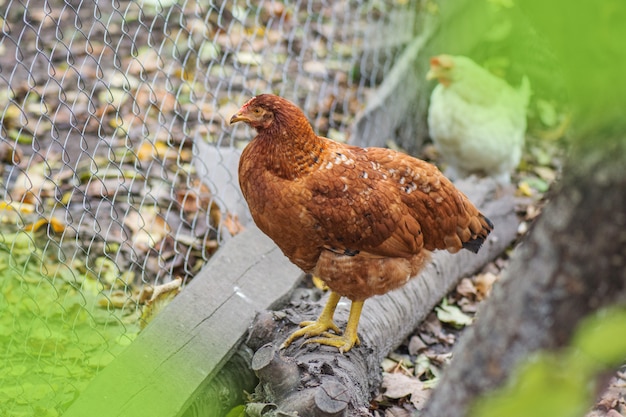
[304, 142, 491, 259]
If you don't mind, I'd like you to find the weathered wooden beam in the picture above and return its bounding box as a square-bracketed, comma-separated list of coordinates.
[62, 226, 301, 417]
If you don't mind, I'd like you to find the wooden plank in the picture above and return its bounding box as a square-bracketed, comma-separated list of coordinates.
[62, 226, 301, 417]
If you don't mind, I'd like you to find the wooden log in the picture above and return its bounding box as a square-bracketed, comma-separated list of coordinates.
[244, 178, 520, 416]
[181, 346, 256, 417]
[421, 139, 626, 417]
[62, 226, 302, 417]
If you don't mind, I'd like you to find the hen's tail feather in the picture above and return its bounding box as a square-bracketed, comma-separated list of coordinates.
[462, 214, 494, 254]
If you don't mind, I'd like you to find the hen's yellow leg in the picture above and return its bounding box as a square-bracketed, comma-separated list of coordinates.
[305, 300, 363, 353]
[281, 291, 342, 349]
[311, 275, 328, 290]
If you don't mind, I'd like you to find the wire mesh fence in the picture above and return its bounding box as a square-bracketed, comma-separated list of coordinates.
[0, 0, 418, 414]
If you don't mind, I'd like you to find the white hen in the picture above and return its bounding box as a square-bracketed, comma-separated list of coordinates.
[427, 55, 531, 184]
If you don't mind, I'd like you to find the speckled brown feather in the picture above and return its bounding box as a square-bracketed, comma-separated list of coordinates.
[236, 94, 493, 301]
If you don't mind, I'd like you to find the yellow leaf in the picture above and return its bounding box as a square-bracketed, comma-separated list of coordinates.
[23, 218, 48, 232]
[516, 181, 533, 197]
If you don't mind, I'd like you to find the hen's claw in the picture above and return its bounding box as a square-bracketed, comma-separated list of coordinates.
[281, 319, 342, 349]
[281, 291, 342, 349]
[281, 294, 365, 353]
[304, 300, 363, 353]
[298, 320, 342, 334]
[304, 331, 361, 354]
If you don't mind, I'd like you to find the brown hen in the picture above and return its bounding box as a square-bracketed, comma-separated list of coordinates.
[230, 94, 493, 352]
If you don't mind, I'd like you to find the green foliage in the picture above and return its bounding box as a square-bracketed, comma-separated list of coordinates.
[0, 231, 140, 416]
[225, 405, 247, 417]
[573, 308, 626, 369]
[520, 0, 626, 134]
[436, 0, 626, 137]
[470, 306, 626, 417]
[436, 298, 473, 328]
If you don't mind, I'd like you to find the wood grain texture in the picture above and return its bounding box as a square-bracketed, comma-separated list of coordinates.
[62, 227, 301, 417]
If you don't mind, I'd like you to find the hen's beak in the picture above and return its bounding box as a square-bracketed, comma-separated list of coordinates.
[426, 66, 450, 86]
[426, 69, 438, 81]
[229, 112, 247, 125]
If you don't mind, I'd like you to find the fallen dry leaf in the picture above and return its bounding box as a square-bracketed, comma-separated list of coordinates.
[23, 216, 66, 233]
[419, 313, 455, 345]
[124, 207, 171, 249]
[0, 141, 22, 164]
[222, 213, 244, 236]
[516, 181, 534, 197]
[408, 335, 427, 356]
[139, 278, 182, 328]
[382, 372, 431, 410]
[136, 141, 171, 163]
[413, 353, 431, 379]
[176, 179, 214, 213]
[381, 358, 400, 373]
[456, 277, 478, 299]
[474, 272, 499, 300]
[11, 164, 57, 204]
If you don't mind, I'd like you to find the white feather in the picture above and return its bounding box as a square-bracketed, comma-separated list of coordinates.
[427, 56, 531, 184]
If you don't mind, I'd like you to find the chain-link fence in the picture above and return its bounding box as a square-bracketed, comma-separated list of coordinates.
[0, 0, 419, 415]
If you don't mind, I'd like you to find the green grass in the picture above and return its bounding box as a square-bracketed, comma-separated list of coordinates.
[0, 231, 140, 416]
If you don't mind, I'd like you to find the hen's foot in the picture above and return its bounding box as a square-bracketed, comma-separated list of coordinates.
[304, 299, 363, 353]
[282, 296, 365, 353]
[281, 319, 342, 349]
[304, 331, 361, 354]
[281, 291, 342, 349]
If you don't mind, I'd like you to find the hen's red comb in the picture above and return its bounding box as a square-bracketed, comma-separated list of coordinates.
[430, 55, 454, 69]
